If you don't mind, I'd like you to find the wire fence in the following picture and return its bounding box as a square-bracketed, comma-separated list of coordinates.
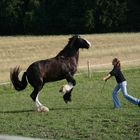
[0, 59, 140, 86]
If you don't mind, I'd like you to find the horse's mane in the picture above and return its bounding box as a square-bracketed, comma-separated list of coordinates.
[56, 37, 79, 58]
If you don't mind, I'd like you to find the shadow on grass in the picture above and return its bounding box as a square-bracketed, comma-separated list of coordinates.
[0, 109, 34, 114]
[0, 106, 110, 114]
[50, 106, 110, 111]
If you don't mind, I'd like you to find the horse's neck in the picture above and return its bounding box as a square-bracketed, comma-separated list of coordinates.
[57, 46, 79, 62]
[75, 51, 79, 64]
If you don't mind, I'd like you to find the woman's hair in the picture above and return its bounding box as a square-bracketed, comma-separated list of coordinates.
[113, 58, 121, 68]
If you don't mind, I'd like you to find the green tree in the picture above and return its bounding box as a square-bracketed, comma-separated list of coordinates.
[0, 0, 139, 35]
[0, 0, 24, 34]
[127, 0, 140, 31]
[95, 0, 127, 32]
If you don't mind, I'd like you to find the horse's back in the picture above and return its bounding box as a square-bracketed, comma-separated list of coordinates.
[26, 58, 67, 84]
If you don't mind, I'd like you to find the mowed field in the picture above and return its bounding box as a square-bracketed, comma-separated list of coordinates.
[0, 33, 140, 140]
[0, 33, 140, 82]
[0, 70, 140, 139]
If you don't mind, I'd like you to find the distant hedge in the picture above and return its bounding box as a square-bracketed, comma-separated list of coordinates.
[0, 0, 140, 35]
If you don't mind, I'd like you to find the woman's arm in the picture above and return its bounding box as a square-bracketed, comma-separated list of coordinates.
[103, 74, 112, 81]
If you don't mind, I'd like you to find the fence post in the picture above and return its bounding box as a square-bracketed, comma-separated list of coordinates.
[87, 60, 91, 78]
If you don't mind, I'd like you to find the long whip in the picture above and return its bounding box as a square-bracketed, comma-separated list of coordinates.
[101, 81, 107, 94]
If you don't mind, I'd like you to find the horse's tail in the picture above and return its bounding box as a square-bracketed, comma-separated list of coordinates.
[10, 66, 28, 91]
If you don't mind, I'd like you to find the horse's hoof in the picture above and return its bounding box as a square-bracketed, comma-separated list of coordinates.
[63, 89, 72, 103]
[36, 106, 49, 112]
[41, 106, 49, 112]
[64, 98, 72, 104]
[59, 86, 64, 93]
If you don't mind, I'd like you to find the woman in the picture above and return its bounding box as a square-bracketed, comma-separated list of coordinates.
[103, 58, 140, 108]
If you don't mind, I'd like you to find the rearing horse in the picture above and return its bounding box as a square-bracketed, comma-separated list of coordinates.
[10, 35, 91, 112]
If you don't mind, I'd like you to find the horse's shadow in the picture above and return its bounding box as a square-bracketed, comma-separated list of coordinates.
[51, 107, 94, 111]
[0, 106, 109, 114]
[50, 106, 109, 111]
[0, 107, 93, 114]
[0, 109, 34, 114]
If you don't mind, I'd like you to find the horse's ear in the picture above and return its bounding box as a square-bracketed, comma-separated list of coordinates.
[77, 35, 81, 38]
[69, 35, 74, 40]
[73, 35, 81, 38]
[69, 35, 77, 41]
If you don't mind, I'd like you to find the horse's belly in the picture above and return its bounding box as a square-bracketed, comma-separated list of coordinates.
[43, 74, 65, 83]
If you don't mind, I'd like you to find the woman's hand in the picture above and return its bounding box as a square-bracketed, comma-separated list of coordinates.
[102, 74, 111, 81]
[103, 77, 107, 81]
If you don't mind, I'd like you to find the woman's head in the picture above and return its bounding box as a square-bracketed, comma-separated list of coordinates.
[112, 58, 121, 68]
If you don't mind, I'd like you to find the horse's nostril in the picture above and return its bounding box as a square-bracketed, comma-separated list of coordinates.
[88, 42, 91, 47]
[86, 40, 91, 47]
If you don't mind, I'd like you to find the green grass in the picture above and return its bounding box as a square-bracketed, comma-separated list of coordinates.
[0, 69, 140, 140]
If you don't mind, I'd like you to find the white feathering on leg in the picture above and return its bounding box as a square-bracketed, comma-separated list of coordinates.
[35, 93, 42, 112]
[59, 82, 74, 95]
[35, 93, 49, 112]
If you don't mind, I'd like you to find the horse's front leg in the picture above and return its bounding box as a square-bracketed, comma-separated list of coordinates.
[59, 72, 76, 103]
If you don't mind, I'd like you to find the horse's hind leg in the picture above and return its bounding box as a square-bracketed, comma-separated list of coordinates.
[30, 88, 49, 112]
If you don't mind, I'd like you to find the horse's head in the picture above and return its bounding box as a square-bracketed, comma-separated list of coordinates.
[56, 35, 91, 58]
[68, 35, 91, 49]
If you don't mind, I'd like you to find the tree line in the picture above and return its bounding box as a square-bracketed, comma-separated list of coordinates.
[0, 0, 140, 35]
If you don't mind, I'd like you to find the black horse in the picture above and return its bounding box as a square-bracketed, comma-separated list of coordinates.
[10, 35, 91, 112]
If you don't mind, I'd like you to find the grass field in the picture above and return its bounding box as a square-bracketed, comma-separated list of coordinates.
[0, 69, 140, 139]
[0, 33, 140, 139]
